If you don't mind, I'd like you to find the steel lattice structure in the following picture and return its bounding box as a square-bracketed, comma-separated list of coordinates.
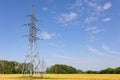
[22, 5, 43, 77]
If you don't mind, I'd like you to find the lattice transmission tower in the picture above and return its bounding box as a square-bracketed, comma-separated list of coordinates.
[22, 5, 43, 77]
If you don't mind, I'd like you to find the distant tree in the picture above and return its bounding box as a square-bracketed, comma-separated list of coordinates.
[46, 64, 79, 74]
[99, 68, 114, 74]
[114, 67, 120, 74]
[86, 70, 99, 74]
[76, 69, 83, 73]
[1, 60, 120, 74]
[0, 60, 30, 74]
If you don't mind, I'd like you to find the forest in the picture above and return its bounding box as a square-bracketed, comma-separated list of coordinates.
[0, 60, 120, 74]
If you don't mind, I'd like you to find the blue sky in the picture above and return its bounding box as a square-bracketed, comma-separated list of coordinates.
[0, 0, 120, 70]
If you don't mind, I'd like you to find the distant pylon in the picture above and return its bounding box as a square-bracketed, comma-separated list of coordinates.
[22, 5, 43, 77]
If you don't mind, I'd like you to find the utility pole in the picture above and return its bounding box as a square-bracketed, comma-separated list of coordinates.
[22, 5, 42, 77]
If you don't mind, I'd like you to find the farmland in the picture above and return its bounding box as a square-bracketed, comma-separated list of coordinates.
[0, 74, 120, 80]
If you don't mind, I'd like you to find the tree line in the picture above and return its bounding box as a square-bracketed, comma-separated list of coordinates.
[0, 60, 29, 74]
[0, 60, 120, 74]
[46, 64, 120, 74]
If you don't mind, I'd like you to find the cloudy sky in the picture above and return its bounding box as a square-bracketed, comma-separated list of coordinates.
[0, 0, 120, 70]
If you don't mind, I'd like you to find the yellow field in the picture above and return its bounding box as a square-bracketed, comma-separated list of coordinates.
[0, 74, 120, 80]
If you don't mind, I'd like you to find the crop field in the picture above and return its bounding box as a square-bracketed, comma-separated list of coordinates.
[0, 74, 120, 80]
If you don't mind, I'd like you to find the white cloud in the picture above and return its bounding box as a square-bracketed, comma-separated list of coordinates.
[55, 54, 66, 58]
[88, 46, 104, 56]
[85, 16, 98, 23]
[83, 0, 104, 23]
[57, 12, 78, 25]
[85, 26, 103, 42]
[57, 0, 110, 25]
[54, 54, 70, 59]
[62, 12, 77, 21]
[86, 27, 97, 31]
[42, 7, 48, 11]
[86, 26, 103, 34]
[102, 44, 120, 55]
[92, 29, 104, 34]
[70, 0, 83, 9]
[56, 0, 111, 26]
[87, 0, 102, 11]
[102, 18, 111, 22]
[103, 2, 112, 10]
[40, 32, 55, 40]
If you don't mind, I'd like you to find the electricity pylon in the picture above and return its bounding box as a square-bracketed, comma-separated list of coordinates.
[22, 5, 43, 77]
